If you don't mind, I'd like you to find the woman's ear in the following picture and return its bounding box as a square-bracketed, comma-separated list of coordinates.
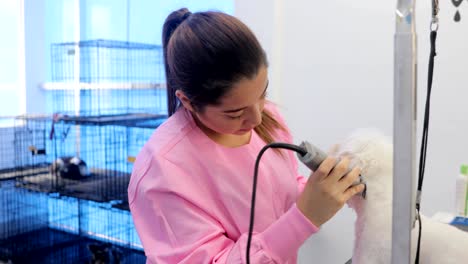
[175, 90, 195, 112]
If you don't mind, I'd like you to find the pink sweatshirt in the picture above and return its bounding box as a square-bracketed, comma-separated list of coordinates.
[128, 103, 319, 263]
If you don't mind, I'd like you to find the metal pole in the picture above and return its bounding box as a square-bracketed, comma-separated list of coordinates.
[393, 1, 417, 263]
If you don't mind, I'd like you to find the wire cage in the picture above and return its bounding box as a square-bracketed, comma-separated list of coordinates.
[77, 199, 143, 251]
[0, 37, 166, 260]
[1, 115, 151, 263]
[1, 120, 154, 262]
[52, 39, 164, 83]
[0, 116, 84, 263]
[12, 115, 54, 180]
[47, 196, 145, 263]
[0, 117, 19, 181]
[44, 39, 167, 116]
[14, 114, 161, 206]
[0, 181, 84, 264]
[0, 184, 145, 263]
[2, 40, 166, 261]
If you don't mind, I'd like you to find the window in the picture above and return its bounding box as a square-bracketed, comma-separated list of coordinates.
[0, 0, 234, 119]
[0, 0, 25, 118]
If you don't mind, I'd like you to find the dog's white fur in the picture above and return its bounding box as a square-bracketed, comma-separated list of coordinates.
[330, 129, 468, 264]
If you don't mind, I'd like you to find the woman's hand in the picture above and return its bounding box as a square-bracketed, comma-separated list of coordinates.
[296, 157, 365, 227]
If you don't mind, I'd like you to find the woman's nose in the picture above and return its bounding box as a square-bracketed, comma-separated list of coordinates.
[245, 104, 262, 127]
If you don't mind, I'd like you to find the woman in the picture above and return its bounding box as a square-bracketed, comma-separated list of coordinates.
[128, 8, 364, 263]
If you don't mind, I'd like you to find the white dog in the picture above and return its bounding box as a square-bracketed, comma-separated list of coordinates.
[330, 129, 468, 264]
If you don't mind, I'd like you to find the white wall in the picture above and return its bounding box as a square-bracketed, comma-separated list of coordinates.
[24, 0, 47, 113]
[237, 1, 468, 263]
[235, 0, 279, 101]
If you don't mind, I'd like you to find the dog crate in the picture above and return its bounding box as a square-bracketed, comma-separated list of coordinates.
[12, 115, 54, 180]
[14, 114, 162, 206]
[0, 181, 84, 264]
[47, 196, 145, 262]
[77, 199, 143, 251]
[44, 39, 167, 116]
[0, 117, 19, 181]
[0, 185, 145, 263]
[1, 40, 165, 261]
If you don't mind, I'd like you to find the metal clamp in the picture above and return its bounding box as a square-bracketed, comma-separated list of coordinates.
[430, 17, 439, 32]
[431, 0, 440, 31]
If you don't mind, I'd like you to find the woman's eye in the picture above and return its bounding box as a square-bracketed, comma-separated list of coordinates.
[227, 115, 242, 120]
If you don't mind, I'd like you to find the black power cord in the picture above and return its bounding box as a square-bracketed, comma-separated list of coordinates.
[414, 5, 438, 263]
[246, 143, 307, 264]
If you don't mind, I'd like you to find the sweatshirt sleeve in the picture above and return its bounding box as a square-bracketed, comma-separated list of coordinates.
[128, 152, 319, 264]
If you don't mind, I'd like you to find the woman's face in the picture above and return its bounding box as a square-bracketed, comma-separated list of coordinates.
[194, 66, 269, 136]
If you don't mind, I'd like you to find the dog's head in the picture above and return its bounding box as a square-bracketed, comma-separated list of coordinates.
[329, 128, 393, 207]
